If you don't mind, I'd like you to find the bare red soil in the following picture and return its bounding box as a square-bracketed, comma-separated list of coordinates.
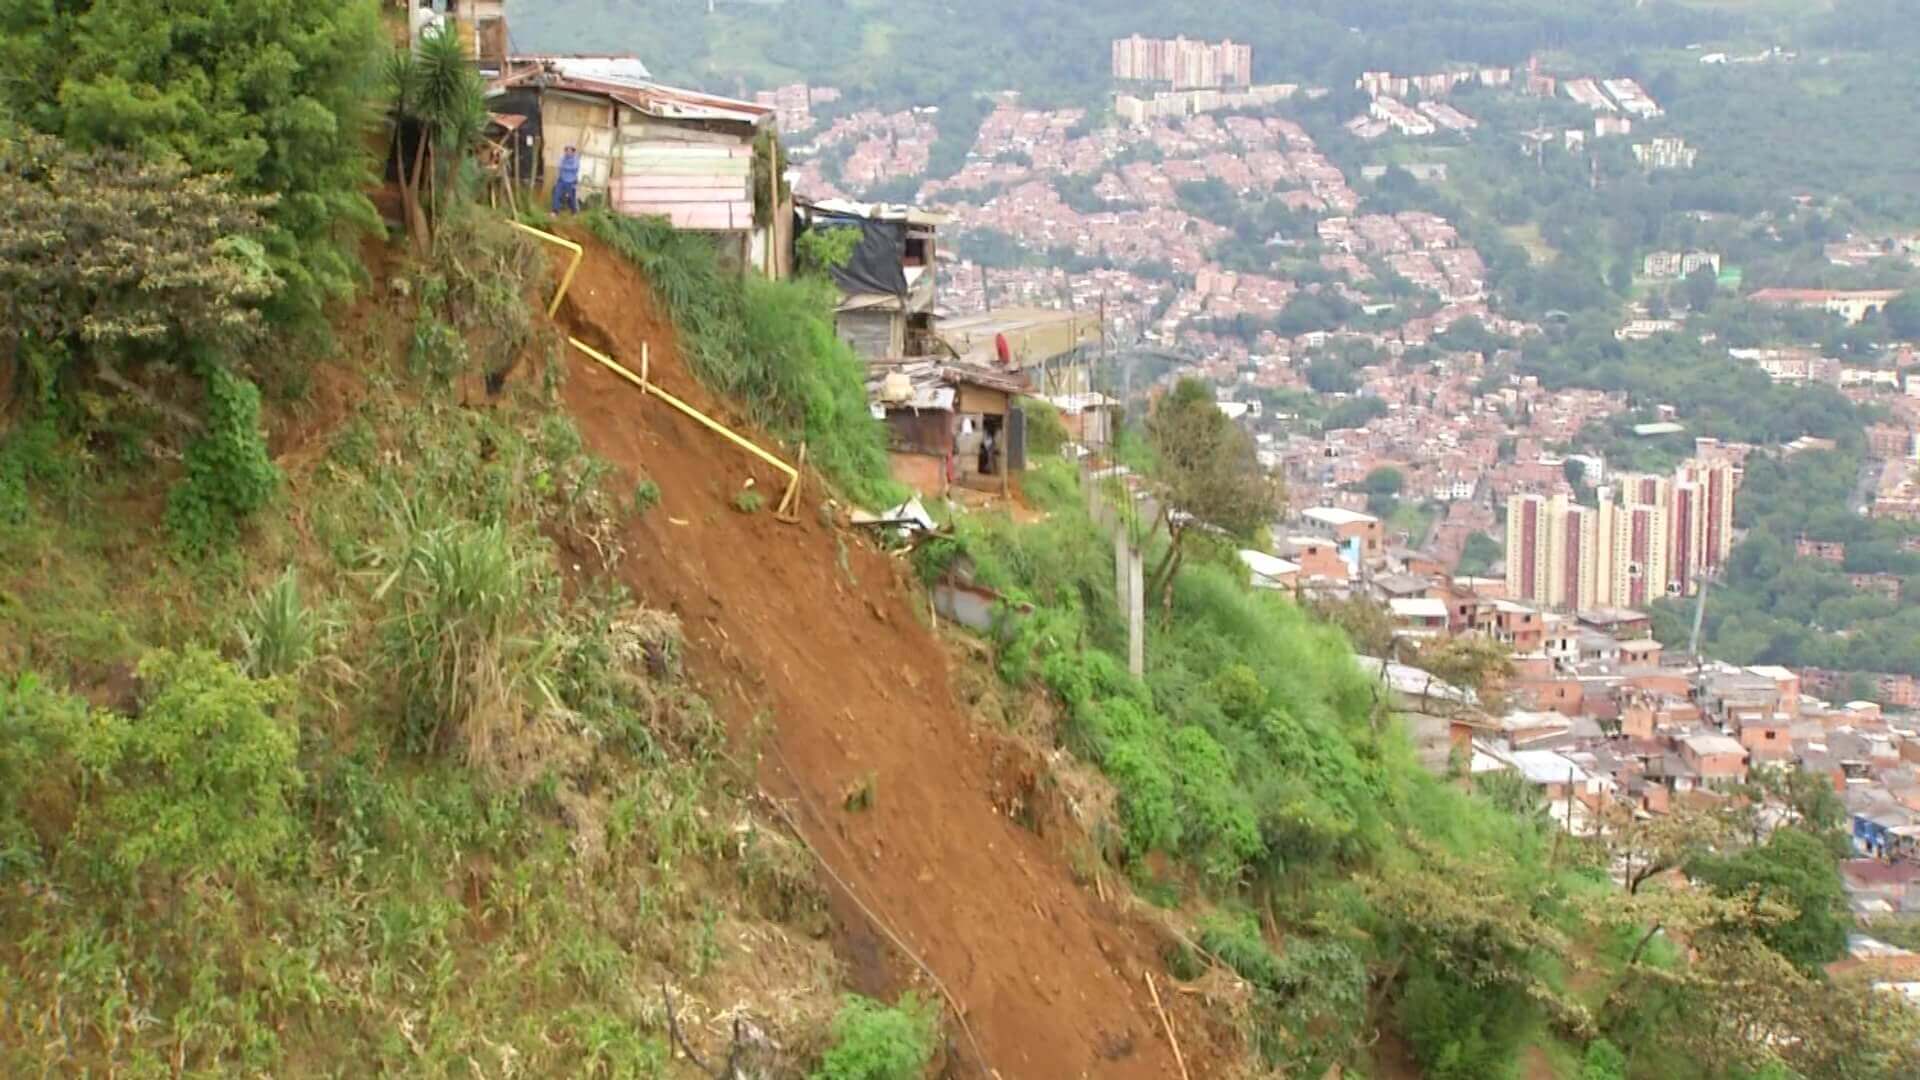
[551, 232, 1224, 1078]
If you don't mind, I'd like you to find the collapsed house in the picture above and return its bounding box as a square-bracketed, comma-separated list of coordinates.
[867, 359, 1030, 497]
[798, 199, 947, 360]
[489, 56, 789, 273]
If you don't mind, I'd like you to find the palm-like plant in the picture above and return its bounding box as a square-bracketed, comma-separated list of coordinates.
[386, 27, 487, 249]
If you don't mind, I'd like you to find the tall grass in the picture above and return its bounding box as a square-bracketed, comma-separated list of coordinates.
[584, 212, 903, 507]
[236, 568, 327, 676]
[376, 513, 559, 770]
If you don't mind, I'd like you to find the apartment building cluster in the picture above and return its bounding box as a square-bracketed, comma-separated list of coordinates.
[1113, 83, 1300, 125]
[806, 108, 939, 189]
[1354, 66, 1513, 99]
[1633, 136, 1699, 170]
[930, 105, 1358, 283]
[1315, 211, 1485, 302]
[1642, 249, 1722, 279]
[1505, 458, 1739, 610]
[1110, 35, 1253, 89]
[752, 82, 840, 134]
[1349, 96, 1479, 139]
[1563, 76, 1663, 117]
[1748, 287, 1904, 325]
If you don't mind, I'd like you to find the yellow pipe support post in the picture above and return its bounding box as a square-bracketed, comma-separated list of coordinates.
[506, 220, 585, 319]
[566, 337, 802, 522]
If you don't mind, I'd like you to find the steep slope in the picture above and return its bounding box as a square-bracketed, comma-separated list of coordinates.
[552, 234, 1212, 1078]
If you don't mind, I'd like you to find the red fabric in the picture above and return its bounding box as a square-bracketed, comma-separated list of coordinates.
[994, 332, 1011, 366]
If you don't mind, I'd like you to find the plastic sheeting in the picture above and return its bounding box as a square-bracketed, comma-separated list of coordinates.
[802, 212, 908, 298]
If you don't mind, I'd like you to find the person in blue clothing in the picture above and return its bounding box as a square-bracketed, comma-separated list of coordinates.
[552, 145, 581, 213]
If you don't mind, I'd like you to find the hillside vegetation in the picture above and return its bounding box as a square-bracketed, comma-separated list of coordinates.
[0, 3, 930, 1074]
[3, 1, 1919, 1078]
[515, 0, 1734, 104]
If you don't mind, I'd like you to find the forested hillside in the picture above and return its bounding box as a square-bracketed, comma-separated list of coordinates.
[513, 0, 1731, 104]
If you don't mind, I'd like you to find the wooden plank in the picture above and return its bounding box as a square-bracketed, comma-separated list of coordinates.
[614, 201, 752, 230]
[615, 143, 747, 159]
[610, 186, 748, 204]
[613, 174, 745, 190]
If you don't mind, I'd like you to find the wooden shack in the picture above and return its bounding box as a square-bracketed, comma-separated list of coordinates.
[868, 360, 1029, 497]
[494, 56, 783, 272]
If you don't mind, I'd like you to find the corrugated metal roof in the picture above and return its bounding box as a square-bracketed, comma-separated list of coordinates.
[498, 56, 773, 127]
[543, 55, 653, 85]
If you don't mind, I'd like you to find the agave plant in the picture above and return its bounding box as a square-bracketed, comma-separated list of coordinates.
[237, 568, 329, 677]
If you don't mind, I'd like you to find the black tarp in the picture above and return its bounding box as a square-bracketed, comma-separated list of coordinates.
[489, 87, 545, 185]
[801, 210, 908, 298]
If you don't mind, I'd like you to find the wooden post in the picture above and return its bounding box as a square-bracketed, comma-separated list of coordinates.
[1144, 972, 1190, 1080]
[764, 134, 779, 279]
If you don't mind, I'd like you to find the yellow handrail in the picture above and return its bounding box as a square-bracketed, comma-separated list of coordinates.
[507, 221, 585, 319]
[567, 337, 801, 521]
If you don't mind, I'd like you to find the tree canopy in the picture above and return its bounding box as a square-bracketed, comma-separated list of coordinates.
[0, 0, 383, 324]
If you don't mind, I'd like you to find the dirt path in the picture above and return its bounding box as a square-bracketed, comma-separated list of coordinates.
[552, 234, 1212, 1078]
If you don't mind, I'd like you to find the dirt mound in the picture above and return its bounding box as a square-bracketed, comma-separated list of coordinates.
[552, 232, 1223, 1078]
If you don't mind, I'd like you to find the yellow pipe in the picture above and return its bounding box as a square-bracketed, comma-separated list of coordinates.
[566, 337, 802, 519]
[507, 220, 584, 319]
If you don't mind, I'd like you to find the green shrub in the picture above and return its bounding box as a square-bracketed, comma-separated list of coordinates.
[1019, 398, 1072, 457]
[0, 672, 89, 877]
[1397, 961, 1526, 1080]
[585, 212, 902, 507]
[0, 416, 77, 524]
[813, 993, 938, 1080]
[631, 477, 661, 516]
[408, 309, 470, 382]
[733, 489, 765, 514]
[796, 226, 860, 276]
[165, 365, 280, 555]
[1199, 914, 1286, 989]
[74, 648, 300, 881]
[1169, 726, 1263, 880]
[1581, 1038, 1627, 1080]
[995, 603, 1080, 686]
[1104, 738, 1181, 857]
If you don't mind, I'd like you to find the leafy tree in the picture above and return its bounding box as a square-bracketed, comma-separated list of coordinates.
[1457, 532, 1503, 577]
[1361, 466, 1404, 516]
[1681, 265, 1718, 312]
[1608, 802, 1734, 898]
[1608, 932, 1920, 1080]
[1361, 466, 1405, 497]
[1688, 826, 1849, 972]
[1, 0, 383, 324]
[1315, 596, 1395, 656]
[386, 27, 488, 250]
[0, 132, 274, 416]
[1145, 378, 1281, 609]
[1411, 637, 1512, 698]
[1886, 288, 1920, 340]
[1322, 396, 1388, 431]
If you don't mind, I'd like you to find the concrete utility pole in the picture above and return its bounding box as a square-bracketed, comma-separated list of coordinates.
[1128, 544, 1146, 678]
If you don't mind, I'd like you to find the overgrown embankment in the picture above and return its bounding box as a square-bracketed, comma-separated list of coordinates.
[0, 212, 915, 1076]
[581, 211, 902, 508]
